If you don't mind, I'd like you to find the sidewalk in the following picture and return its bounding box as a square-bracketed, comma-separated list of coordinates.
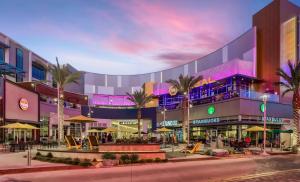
[0, 151, 80, 175]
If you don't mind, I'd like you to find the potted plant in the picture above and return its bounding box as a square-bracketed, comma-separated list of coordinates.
[102, 153, 118, 166]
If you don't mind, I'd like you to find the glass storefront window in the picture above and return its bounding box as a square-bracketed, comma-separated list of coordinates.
[0, 48, 4, 63]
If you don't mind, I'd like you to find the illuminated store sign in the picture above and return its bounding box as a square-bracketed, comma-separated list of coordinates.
[261, 117, 284, 124]
[160, 120, 179, 127]
[192, 118, 220, 125]
[19, 98, 29, 111]
[119, 120, 137, 125]
[260, 103, 265, 113]
[207, 105, 215, 115]
[194, 77, 216, 87]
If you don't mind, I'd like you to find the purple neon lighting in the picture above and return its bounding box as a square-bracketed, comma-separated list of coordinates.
[92, 94, 134, 106]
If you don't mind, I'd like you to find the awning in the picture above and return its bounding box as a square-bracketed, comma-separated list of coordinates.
[100, 127, 117, 133]
[270, 129, 293, 134]
[245, 126, 270, 132]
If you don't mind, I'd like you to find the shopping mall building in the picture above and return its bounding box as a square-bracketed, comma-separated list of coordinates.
[0, 0, 298, 144]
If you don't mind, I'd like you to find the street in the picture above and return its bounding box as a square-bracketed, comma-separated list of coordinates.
[1, 155, 300, 182]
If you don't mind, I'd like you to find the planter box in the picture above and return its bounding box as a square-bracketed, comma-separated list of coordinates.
[102, 159, 119, 166]
[99, 144, 160, 152]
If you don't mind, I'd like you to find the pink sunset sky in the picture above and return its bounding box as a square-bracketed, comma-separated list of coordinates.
[1, 0, 299, 74]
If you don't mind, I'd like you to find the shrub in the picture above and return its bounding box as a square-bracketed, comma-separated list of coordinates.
[124, 159, 131, 164]
[79, 162, 92, 167]
[139, 159, 145, 163]
[64, 158, 73, 164]
[145, 159, 153, 163]
[161, 159, 168, 162]
[154, 158, 161, 162]
[292, 145, 299, 154]
[204, 149, 213, 156]
[120, 154, 130, 162]
[36, 152, 41, 156]
[46, 152, 53, 158]
[102, 152, 116, 160]
[72, 158, 81, 165]
[226, 148, 235, 155]
[92, 158, 97, 162]
[130, 154, 139, 163]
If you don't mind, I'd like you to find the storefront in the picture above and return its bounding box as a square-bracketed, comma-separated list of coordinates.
[158, 120, 183, 143]
[1, 79, 40, 142]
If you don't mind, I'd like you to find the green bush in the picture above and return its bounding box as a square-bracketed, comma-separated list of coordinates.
[72, 158, 80, 165]
[130, 154, 139, 163]
[102, 152, 116, 160]
[124, 159, 131, 164]
[46, 152, 53, 158]
[79, 161, 92, 167]
[161, 159, 168, 162]
[145, 159, 153, 163]
[292, 145, 299, 154]
[63, 158, 73, 164]
[154, 158, 161, 162]
[36, 152, 41, 156]
[92, 158, 97, 162]
[120, 154, 130, 162]
[139, 159, 145, 163]
[204, 149, 213, 156]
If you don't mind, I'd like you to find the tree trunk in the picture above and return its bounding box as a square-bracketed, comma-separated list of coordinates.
[293, 91, 300, 146]
[57, 86, 64, 145]
[182, 97, 188, 143]
[137, 109, 142, 138]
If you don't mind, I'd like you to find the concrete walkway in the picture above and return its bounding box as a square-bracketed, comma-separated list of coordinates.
[0, 151, 67, 170]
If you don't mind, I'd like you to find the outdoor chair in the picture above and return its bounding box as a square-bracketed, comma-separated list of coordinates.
[88, 135, 99, 150]
[181, 142, 202, 154]
[65, 136, 81, 150]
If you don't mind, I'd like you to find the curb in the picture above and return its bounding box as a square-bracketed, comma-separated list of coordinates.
[0, 165, 85, 175]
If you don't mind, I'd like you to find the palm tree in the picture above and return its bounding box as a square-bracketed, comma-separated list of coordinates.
[126, 86, 154, 138]
[276, 60, 300, 146]
[51, 57, 80, 144]
[166, 74, 203, 144]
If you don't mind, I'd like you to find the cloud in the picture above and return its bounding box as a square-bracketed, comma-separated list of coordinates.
[156, 52, 204, 66]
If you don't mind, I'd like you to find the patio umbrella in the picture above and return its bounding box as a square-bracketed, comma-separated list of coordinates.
[156, 127, 172, 132]
[245, 126, 270, 147]
[156, 127, 173, 148]
[100, 127, 117, 133]
[1, 123, 29, 143]
[65, 115, 96, 139]
[245, 126, 270, 132]
[87, 129, 101, 133]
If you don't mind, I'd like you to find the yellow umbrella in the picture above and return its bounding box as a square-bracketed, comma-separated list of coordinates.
[0, 122, 28, 129]
[157, 127, 172, 132]
[87, 129, 101, 133]
[64, 115, 95, 123]
[23, 124, 40, 130]
[100, 127, 117, 133]
[245, 126, 270, 132]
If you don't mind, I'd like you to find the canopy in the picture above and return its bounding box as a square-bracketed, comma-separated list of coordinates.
[157, 127, 172, 132]
[101, 127, 117, 133]
[270, 129, 293, 134]
[64, 115, 95, 123]
[0, 122, 32, 129]
[245, 126, 270, 132]
[133, 131, 147, 134]
[87, 129, 101, 133]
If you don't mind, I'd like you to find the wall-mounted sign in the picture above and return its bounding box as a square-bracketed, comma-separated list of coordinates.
[192, 118, 220, 125]
[207, 105, 215, 115]
[260, 117, 284, 124]
[260, 103, 265, 113]
[194, 77, 216, 87]
[168, 86, 178, 96]
[19, 98, 29, 111]
[160, 120, 180, 127]
[119, 120, 138, 125]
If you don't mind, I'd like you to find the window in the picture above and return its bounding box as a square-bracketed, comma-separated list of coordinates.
[16, 48, 23, 82]
[16, 48, 23, 69]
[0, 48, 4, 63]
[32, 63, 46, 80]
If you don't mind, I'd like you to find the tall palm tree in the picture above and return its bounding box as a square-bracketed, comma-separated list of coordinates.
[166, 74, 203, 144]
[51, 57, 80, 144]
[126, 86, 154, 138]
[276, 60, 300, 146]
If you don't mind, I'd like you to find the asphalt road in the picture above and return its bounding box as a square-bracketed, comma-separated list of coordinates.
[1, 155, 300, 182]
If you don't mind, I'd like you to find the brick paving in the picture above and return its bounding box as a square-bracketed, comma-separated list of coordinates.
[225, 169, 300, 182]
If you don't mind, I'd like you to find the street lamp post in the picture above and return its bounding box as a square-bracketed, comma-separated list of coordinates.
[262, 94, 269, 156]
